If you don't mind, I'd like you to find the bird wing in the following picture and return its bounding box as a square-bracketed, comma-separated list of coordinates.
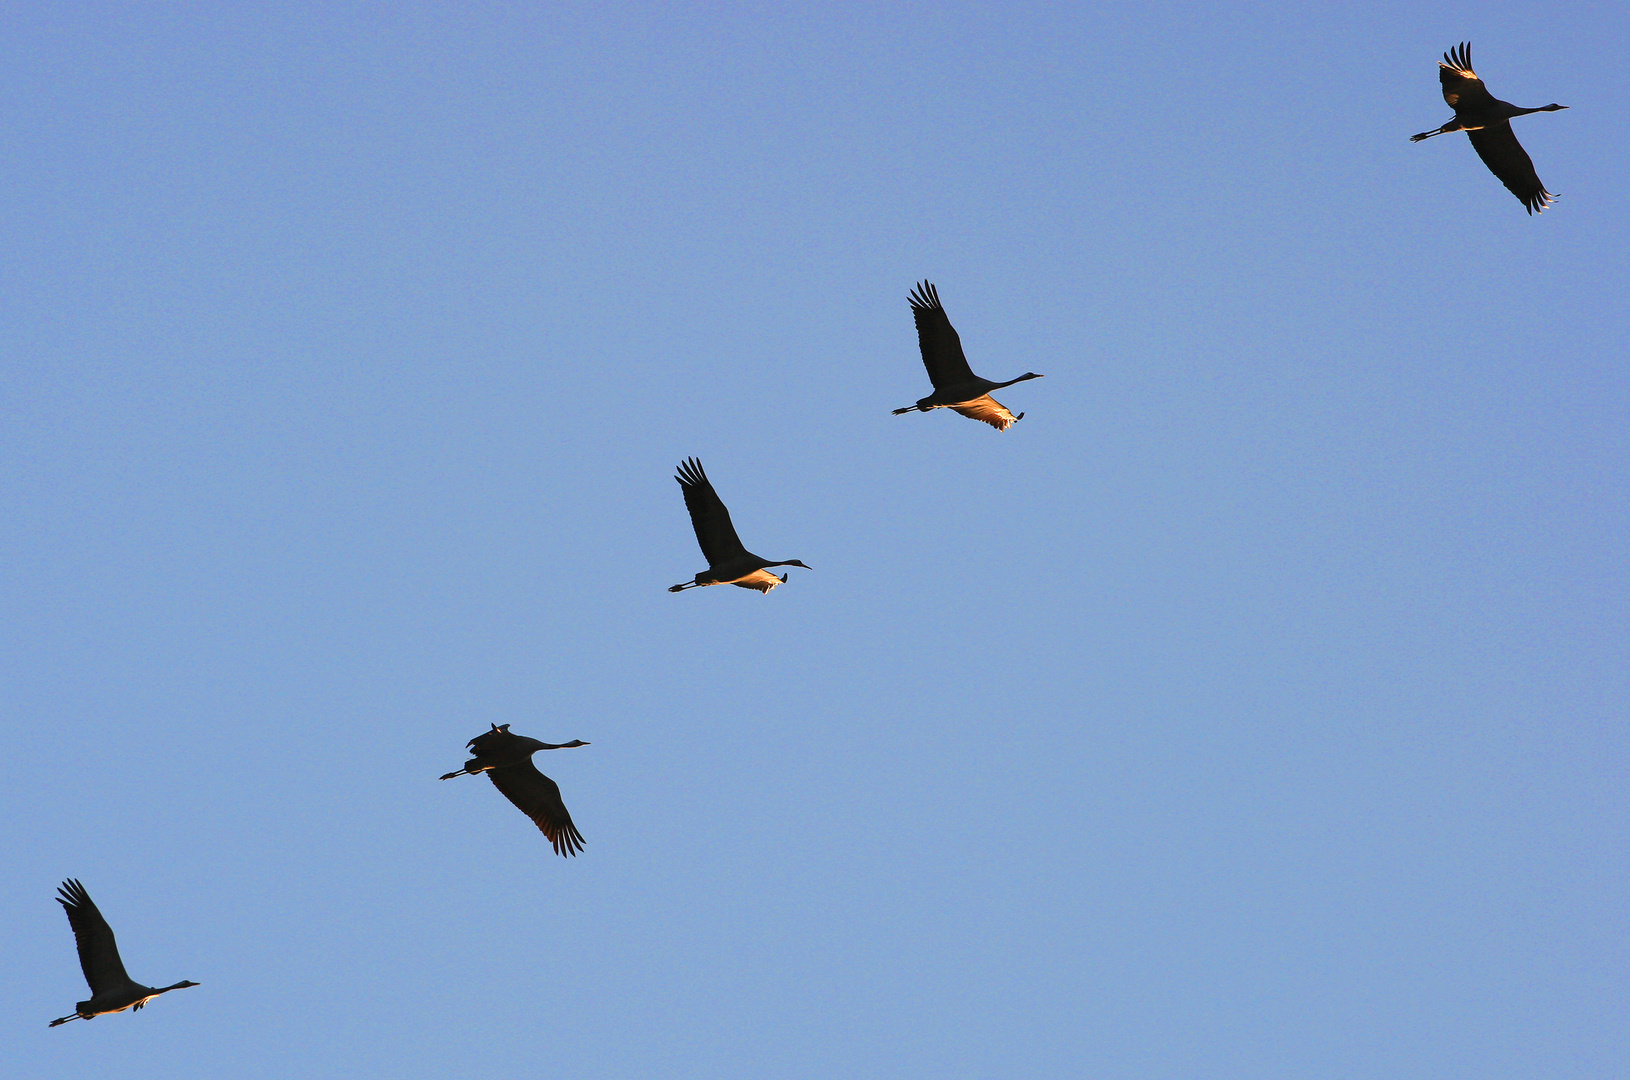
[909, 281, 976, 390]
[486, 761, 586, 857]
[56, 879, 132, 995]
[1466, 122, 1555, 214]
[675, 457, 748, 567]
[732, 569, 787, 593]
[465, 724, 519, 757]
[950, 395, 1023, 431]
[1438, 43, 1496, 111]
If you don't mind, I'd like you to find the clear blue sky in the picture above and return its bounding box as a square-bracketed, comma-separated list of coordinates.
[3, 3, 1625, 1078]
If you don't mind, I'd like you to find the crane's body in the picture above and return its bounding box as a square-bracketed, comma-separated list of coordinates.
[669, 457, 810, 594]
[1410, 43, 1567, 214]
[892, 281, 1042, 431]
[440, 724, 589, 857]
[50, 879, 198, 1027]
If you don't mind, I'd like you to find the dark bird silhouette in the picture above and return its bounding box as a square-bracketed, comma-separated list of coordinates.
[1411, 42, 1568, 214]
[668, 457, 811, 593]
[49, 879, 198, 1027]
[440, 724, 589, 857]
[892, 281, 1042, 431]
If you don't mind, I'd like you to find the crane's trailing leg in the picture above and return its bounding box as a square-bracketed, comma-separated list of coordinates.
[48, 1013, 82, 1027]
[1410, 120, 1463, 142]
[892, 405, 927, 415]
[668, 581, 703, 592]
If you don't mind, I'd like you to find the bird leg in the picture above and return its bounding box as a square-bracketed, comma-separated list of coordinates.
[438, 768, 472, 780]
[49, 1013, 83, 1027]
[891, 405, 925, 415]
[1410, 120, 1462, 143]
[668, 581, 703, 592]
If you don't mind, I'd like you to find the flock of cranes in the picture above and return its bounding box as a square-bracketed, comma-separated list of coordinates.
[47, 42, 1570, 1030]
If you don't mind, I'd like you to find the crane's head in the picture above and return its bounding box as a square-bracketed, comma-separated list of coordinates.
[778, 560, 812, 570]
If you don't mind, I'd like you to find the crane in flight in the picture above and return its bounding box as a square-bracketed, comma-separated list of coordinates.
[892, 281, 1042, 431]
[49, 879, 199, 1028]
[1411, 42, 1568, 214]
[441, 724, 589, 857]
[668, 457, 810, 594]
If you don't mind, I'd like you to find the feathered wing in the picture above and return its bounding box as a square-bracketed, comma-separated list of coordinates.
[951, 395, 1024, 431]
[909, 282, 976, 390]
[732, 569, 787, 593]
[1467, 123, 1555, 214]
[57, 880, 132, 995]
[675, 457, 748, 567]
[1438, 43, 1495, 111]
[465, 723, 519, 758]
[486, 761, 586, 856]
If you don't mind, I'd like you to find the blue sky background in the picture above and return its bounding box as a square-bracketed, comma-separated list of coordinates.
[3, 3, 1625, 1077]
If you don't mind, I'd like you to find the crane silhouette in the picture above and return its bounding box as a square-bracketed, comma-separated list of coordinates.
[49, 879, 198, 1028]
[668, 457, 811, 593]
[892, 281, 1042, 431]
[1411, 42, 1568, 214]
[440, 724, 589, 857]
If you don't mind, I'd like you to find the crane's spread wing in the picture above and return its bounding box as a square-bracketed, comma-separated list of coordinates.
[675, 457, 747, 567]
[465, 724, 520, 757]
[57, 879, 132, 995]
[950, 395, 1024, 431]
[1438, 43, 1495, 111]
[1467, 123, 1555, 214]
[732, 569, 787, 593]
[909, 281, 976, 390]
[486, 762, 586, 857]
